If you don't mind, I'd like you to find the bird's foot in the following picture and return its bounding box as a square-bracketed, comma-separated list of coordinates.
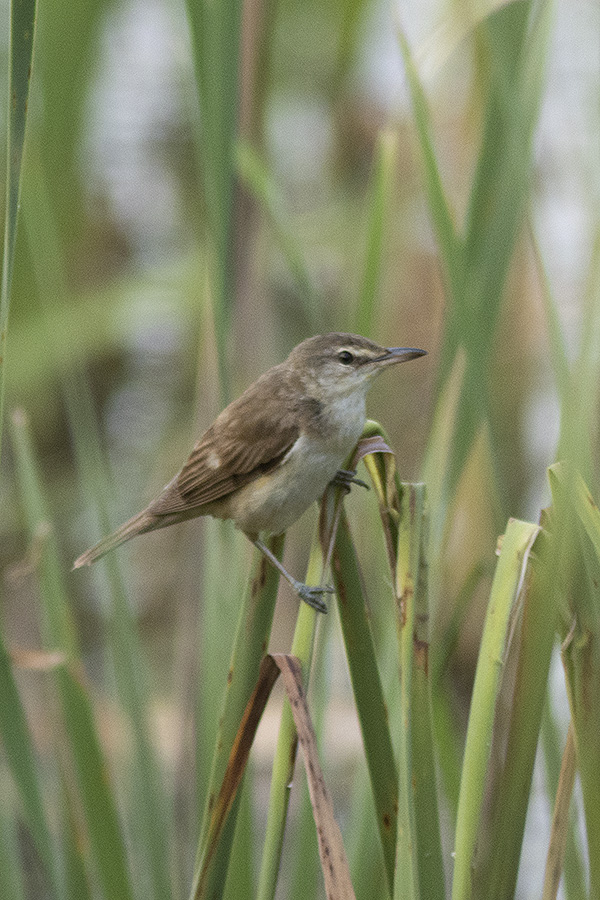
[294, 581, 334, 614]
[332, 469, 370, 492]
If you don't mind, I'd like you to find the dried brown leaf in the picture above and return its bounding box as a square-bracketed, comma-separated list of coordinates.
[272, 653, 356, 900]
[195, 653, 356, 900]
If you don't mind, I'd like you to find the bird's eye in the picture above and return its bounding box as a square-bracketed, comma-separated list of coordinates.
[338, 350, 354, 365]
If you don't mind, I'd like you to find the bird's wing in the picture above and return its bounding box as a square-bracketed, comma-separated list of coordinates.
[148, 393, 300, 514]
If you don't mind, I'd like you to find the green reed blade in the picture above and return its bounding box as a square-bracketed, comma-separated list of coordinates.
[10, 410, 135, 900]
[0, 0, 38, 462]
[355, 129, 398, 337]
[0, 635, 61, 898]
[190, 536, 282, 900]
[451, 518, 540, 900]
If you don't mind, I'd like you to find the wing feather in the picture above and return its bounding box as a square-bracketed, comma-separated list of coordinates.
[148, 368, 301, 515]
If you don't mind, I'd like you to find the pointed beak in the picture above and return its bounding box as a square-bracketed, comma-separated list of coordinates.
[377, 346, 427, 365]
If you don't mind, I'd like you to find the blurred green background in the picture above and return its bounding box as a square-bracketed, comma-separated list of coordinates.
[1, 0, 599, 896]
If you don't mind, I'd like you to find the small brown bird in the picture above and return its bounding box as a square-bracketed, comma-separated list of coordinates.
[74, 333, 426, 611]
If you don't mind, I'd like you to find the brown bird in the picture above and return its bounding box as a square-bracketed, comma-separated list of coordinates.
[74, 333, 426, 611]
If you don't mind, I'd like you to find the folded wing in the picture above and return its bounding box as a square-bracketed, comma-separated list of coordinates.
[149, 393, 300, 514]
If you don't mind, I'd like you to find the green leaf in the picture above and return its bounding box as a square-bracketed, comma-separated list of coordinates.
[355, 130, 398, 337]
[0, 0, 38, 462]
[394, 483, 443, 900]
[22, 152, 174, 900]
[0, 636, 60, 897]
[10, 410, 135, 900]
[190, 536, 282, 900]
[236, 141, 321, 330]
[540, 717, 586, 900]
[550, 465, 600, 894]
[451, 518, 540, 900]
[184, 0, 243, 401]
[482, 528, 559, 899]
[400, 485, 444, 900]
[332, 509, 398, 895]
[395, 25, 461, 302]
[0, 801, 25, 900]
[256, 509, 332, 900]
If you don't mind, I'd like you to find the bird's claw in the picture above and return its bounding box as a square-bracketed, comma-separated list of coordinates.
[332, 469, 370, 492]
[295, 582, 335, 614]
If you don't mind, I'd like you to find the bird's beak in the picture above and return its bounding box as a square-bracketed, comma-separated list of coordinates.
[378, 346, 427, 365]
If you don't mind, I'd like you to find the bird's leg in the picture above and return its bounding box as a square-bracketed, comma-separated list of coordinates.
[251, 538, 334, 614]
[332, 469, 370, 492]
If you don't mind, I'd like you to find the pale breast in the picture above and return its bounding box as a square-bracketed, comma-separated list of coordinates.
[220, 397, 366, 536]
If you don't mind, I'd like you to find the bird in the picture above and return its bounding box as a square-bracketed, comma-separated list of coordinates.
[74, 333, 426, 612]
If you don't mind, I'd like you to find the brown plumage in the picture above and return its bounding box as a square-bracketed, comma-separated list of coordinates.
[74, 333, 426, 611]
[73, 362, 304, 566]
[151, 365, 303, 513]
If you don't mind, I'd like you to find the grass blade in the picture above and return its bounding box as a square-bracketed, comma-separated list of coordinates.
[346, 770, 388, 900]
[557, 233, 600, 490]
[197, 524, 246, 827]
[0, 635, 61, 897]
[354, 129, 399, 337]
[190, 537, 283, 899]
[393, 481, 422, 900]
[0, 801, 25, 900]
[184, 0, 243, 399]
[273, 653, 357, 900]
[10, 409, 135, 900]
[542, 723, 577, 900]
[332, 509, 398, 894]
[550, 465, 600, 895]
[540, 703, 586, 900]
[482, 527, 559, 899]
[23, 155, 174, 900]
[451, 518, 540, 900]
[403, 1, 553, 535]
[0, 0, 38, 461]
[59, 776, 94, 900]
[445, 1, 552, 500]
[395, 24, 461, 302]
[398, 484, 444, 900]
[530, 225, 571, 405]
[223, 780, 255, 900]
[287, 614, 334, 900]
[193, 655, 281, 897]
[235, 141, 321, 331]
[332, 0, 370, 98]
[256, 512, 332, 900]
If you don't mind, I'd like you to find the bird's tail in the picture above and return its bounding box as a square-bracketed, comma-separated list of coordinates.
[73, 510, 162, 568]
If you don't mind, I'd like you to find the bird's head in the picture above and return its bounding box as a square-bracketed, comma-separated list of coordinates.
[287, 332, 426, 399]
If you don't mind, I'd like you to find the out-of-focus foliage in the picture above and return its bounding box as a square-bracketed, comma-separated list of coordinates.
[1, 0, 599, 897]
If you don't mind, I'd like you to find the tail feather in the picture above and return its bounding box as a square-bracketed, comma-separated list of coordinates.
[73, 510, 163, 568]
